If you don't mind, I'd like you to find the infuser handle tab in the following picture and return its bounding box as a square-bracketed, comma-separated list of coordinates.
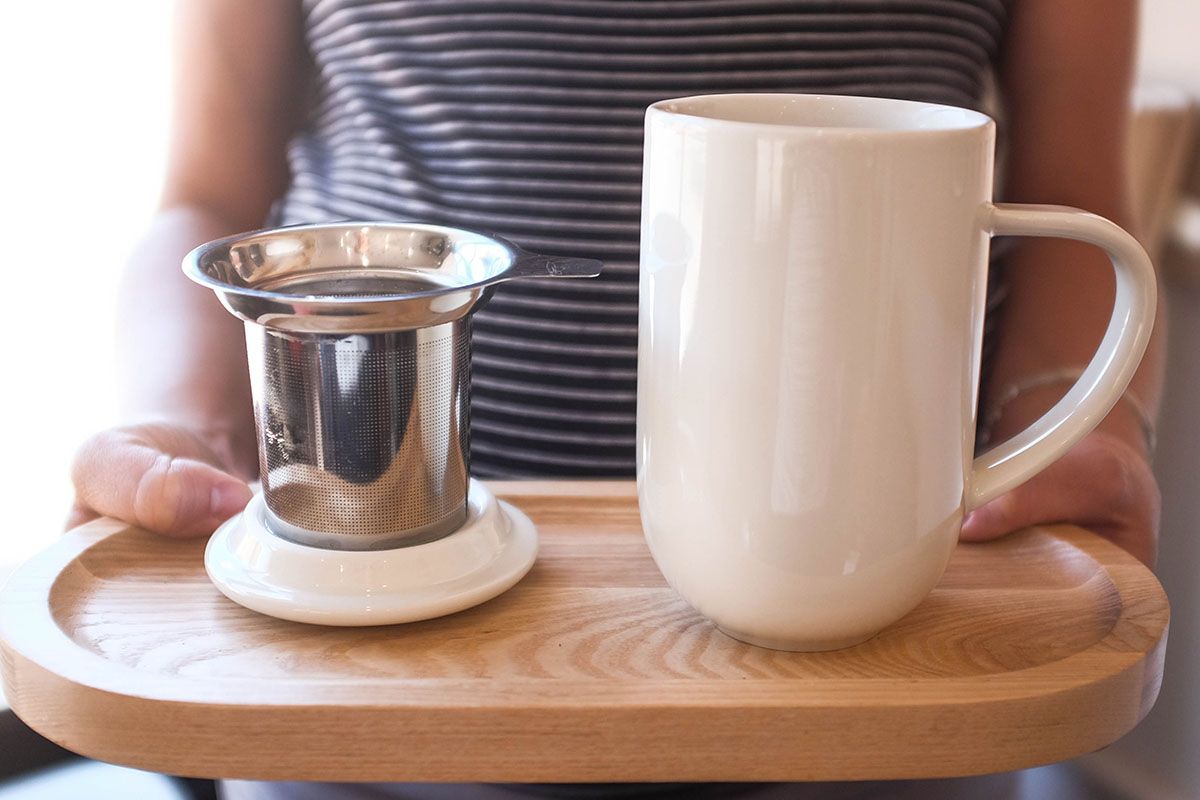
[507, 253, 603, 280]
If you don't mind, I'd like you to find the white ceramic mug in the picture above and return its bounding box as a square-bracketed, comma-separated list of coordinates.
[637, 94, 1156, 651]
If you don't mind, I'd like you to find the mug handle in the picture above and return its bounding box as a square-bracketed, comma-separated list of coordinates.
[967, 203, 1157, 510]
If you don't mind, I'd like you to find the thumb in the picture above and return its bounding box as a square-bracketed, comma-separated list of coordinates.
[72, 429, 252, 538]
[960, 491, 1032, 543]
[959, 454, 1093, 543]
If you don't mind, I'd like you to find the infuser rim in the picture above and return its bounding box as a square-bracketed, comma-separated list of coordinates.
[183, 220, 525, 304]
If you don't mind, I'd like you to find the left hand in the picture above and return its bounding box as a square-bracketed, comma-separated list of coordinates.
[960, 430, 1160, 567]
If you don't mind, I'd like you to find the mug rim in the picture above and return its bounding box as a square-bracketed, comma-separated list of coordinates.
[646, 92, 993, 136]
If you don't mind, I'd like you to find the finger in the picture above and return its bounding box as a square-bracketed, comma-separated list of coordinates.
[960, 454, 1104, 543]
[72, 430, 252, 538]
[960, 435, 1156, 564]
[64, 502, 99, 531]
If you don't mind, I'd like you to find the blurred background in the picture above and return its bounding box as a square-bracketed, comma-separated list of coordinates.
[0, 1, 1197, 798]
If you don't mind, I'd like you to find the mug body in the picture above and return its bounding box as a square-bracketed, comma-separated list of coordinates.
[637, 94, 996, 650]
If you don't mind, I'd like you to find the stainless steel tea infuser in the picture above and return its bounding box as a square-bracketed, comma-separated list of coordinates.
[186, 221, 601, 625]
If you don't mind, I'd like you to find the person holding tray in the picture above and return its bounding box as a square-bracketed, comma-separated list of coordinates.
[67, 1, 1162, 798]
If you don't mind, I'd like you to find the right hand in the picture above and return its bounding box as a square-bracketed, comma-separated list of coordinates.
[69, 422, 254, 538]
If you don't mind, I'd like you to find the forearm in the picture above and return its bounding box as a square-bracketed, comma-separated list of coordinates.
[110, 0, 306, 477]
[116, 204, 258, 475]
[985, 0, 1158, 456]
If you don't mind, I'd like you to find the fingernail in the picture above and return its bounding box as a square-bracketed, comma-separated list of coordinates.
[210, 482, 251, 519]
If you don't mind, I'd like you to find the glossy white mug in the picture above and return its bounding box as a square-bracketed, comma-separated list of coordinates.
[637, 94, 1155, 651]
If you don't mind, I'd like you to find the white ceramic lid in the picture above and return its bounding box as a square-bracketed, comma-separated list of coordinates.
[205, 479, 538, 626]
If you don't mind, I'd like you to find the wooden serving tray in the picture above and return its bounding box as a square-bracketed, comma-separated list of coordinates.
[0, 482, 1168, 783]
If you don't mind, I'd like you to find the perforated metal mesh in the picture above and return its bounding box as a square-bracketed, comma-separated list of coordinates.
[248, 321, 471, 548]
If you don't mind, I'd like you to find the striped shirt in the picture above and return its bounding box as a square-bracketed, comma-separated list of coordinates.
[275, 0, 1008, 480]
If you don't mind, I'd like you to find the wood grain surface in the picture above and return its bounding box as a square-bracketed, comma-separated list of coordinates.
[0, 481, 1169, 783]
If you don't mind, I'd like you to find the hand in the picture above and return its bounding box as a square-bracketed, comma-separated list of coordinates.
[960, 430, 1160, 567]
[69, 421, 254, 538]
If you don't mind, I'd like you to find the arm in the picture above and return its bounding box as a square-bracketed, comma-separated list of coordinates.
[961, 0, 1164, 564]
[70, 0, 308, 536]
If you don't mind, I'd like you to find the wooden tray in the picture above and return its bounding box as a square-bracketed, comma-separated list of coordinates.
[0, 482, 1168, 783]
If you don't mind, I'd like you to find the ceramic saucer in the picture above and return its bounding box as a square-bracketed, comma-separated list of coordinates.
[205, 479, 537, 626]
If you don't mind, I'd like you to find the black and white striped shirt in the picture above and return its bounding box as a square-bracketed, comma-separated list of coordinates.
[276, 0, 1007, 479]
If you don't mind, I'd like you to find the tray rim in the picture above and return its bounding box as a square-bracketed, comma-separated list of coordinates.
[0, 480, 1170, 782]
